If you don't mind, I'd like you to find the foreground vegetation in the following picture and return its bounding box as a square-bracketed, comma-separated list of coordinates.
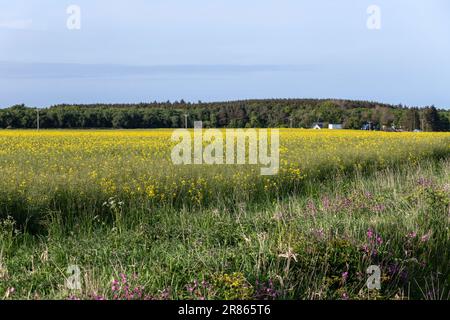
[0, 129, 449, 300]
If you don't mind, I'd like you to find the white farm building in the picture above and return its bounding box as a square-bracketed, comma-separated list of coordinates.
[328, 124, 343, 130]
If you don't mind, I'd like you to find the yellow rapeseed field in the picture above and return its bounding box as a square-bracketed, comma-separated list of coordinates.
[0, 129, 448, 210]
[0, 129, 449, 300]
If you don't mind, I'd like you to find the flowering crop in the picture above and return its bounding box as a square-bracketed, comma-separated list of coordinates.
[0, 130, 448, 225]
[0, 129, 448, 300]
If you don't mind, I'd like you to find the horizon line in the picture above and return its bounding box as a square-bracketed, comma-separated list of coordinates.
[2, 98, 448, 111]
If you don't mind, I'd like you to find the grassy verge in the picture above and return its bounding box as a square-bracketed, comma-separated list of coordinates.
[1, 158, 449, 300]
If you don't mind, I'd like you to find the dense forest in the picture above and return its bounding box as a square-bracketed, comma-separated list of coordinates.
[0, 99, 449, 131]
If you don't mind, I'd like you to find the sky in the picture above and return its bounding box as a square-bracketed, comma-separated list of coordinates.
[0, 0, 449, 108]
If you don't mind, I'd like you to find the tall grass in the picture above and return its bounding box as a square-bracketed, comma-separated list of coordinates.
[0, 129, 448, 234]
[0, 158, 448, 300]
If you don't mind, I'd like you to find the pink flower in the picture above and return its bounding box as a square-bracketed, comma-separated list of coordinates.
[367, 228, 374, 239]
[407, 232, 417, 239]
[342, 272, 349, 282]
[322, 197, 331, 210]
[421, 233, 431, 242]
[376, 236, 383, 245]
[186, 285, 195, 293]
[372, 204, 386, 213]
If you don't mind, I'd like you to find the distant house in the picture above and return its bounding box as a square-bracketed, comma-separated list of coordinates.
[312, 122, 324, 130]
[328, 124, 343, 130]
[382, 124, 400, 132]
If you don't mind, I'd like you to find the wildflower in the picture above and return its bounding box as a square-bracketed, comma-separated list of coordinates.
[342, 271, 349, 282]
[341, 197, 352, 209]
[160, 288, 171, 300]
[322, 196, 331, 210]
[376, 235, 383, 245]
[387, 264, 400, 276]
[367, 228, 374, 239]
[254, 279, 280, 300]
[417, 177, 433, 187]
[372, 204, 386, 213]
[421, 232, 431, 242]
[407, 232, 417, 239]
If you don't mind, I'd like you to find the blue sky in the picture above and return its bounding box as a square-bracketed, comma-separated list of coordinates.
[0, 0, 449, 108]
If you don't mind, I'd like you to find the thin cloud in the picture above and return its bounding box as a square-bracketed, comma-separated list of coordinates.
[0, 19, 33, 30]
[0, 62, 316, 79]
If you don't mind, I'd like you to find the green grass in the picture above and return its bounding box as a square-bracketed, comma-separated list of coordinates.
[1, 158, 449, 300]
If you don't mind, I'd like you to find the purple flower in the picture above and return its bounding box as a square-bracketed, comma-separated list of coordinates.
[322, 197, 331, 210]
[372, 204, 386, 213]
[417, 177, 433, 187]
[407, 232, 417, 239]
[421, 233, 431, 242]
[376, 236, 383, 245]
[186, 285, 195, 293]
[341, 198, 352, 209]
[342, 271, 349, 282]
[254, 279, 280, 300]
[160, 288, 171, 300]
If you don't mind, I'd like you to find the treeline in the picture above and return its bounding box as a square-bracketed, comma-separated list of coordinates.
[0, 99, 449, 131]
